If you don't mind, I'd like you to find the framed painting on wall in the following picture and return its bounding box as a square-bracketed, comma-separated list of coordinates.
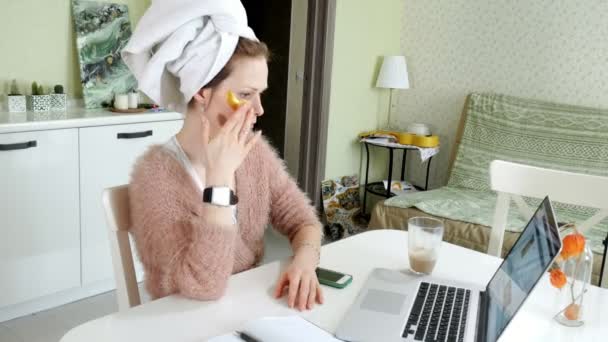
[72, 0, 137, 108]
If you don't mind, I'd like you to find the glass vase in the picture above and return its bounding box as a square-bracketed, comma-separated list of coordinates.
[553, 241, 593, 327]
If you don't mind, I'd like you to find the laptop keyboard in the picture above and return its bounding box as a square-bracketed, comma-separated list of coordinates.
[402, 282, 471, 342]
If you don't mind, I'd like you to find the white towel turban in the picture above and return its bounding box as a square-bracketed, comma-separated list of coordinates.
[122, 0, 257, 113]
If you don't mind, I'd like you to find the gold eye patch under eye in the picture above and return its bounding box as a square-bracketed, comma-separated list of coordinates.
[227, 90, 247, 110]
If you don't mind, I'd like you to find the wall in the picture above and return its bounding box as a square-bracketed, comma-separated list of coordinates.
[394, 0, 608, 188]
[0, 0, 150, 100]
[284, 0, 308, 178]
[325, 0, 403, 184]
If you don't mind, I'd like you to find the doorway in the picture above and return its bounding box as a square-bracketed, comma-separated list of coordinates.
[242, 0, 292, 158]
[242, 0, 335, 211]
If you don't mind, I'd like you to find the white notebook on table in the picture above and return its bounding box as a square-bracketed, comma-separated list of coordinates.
[207, 316, 342, 342]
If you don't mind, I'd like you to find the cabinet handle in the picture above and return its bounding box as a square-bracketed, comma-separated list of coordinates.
[0, 140, 37, 151]
[117, 130, 153, 139]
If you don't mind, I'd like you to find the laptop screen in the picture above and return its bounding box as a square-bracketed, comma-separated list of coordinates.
[484, 197, 561, 341]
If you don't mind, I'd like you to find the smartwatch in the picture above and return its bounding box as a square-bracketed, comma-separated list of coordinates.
[202, 187, 238, 206]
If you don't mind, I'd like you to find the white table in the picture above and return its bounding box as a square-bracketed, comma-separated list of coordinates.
[61, 230, 608, 342]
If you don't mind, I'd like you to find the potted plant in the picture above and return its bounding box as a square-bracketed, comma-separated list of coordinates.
[7, 79, 26, 113]
[27, 81, 51, 112]
[50, 84, 67, 111]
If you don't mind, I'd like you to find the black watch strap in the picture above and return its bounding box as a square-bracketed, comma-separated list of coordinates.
[202, 187, 238, 205]
[202, 188, 211, 202]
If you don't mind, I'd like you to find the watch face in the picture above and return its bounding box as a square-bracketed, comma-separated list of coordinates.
[203, 187, 237, 206]
[211, 187, 231, 206]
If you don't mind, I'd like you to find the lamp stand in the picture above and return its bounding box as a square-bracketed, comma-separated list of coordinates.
[386, 88, 394, 129]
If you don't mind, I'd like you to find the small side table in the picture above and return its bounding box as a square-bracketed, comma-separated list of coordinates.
[361, 139, 438, 217]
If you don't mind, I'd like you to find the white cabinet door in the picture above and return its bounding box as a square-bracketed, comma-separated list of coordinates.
[0, 129, 80, 307]
[79, 120, 182, 285]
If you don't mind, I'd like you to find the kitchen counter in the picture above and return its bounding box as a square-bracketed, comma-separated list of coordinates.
[0, 108, 184, 322]
[0, 108, 184, 134]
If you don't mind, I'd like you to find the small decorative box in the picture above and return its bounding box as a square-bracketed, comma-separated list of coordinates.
[27, 95, 51, 112]
[50, 93, 67, 111]
[8, 95, 27, 113]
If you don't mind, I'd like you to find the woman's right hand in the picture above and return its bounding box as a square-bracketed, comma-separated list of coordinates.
[199, 102, 262, 186]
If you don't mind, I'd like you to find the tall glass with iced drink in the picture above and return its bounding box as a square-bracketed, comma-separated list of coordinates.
[408, 217, 444, 274]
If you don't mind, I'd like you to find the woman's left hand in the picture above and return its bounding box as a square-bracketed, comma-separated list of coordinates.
[273, 248, 324, 310]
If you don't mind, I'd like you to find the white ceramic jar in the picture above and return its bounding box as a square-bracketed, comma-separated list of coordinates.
[408, 123, 431, 136]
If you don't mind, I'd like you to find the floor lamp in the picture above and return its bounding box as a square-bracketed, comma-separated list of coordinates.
[376, 56, 410, 129]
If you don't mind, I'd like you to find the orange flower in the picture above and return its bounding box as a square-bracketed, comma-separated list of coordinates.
[550, 269, 567, 289]
[561, 232, 585, 259]
[564, 303, 581, 320]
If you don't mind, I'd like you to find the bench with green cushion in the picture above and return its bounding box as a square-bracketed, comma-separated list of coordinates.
[370, 93, 608, 285]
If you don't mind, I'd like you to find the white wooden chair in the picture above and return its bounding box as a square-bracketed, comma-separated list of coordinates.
[102, 185, 141, 310]
[488, 160, 608, 288]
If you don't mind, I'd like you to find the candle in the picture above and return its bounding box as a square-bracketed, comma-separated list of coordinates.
[128, 92, 139, 109]
[114, 94, 128, 110]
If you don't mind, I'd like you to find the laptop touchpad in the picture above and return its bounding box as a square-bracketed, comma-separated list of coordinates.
[360, 289, 406, 315]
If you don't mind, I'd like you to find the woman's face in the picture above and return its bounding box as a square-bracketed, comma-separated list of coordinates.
[200, 56, 268, 134]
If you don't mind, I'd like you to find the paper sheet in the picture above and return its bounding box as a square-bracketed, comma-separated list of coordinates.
[207, 316, 342, 342]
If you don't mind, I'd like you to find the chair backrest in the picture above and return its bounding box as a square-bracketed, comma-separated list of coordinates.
[447, 95, 471, 179]
[449, 93, 608, 191]
[102, 185, 141, 310]
[489, 160, 608, 288]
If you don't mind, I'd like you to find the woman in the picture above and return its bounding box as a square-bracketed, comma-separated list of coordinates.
[122, 1, 324, 311]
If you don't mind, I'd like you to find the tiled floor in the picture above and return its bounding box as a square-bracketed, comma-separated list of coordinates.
[0, 229, 292, 342]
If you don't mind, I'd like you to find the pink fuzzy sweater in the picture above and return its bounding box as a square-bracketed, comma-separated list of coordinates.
[129, 138, 321, 300]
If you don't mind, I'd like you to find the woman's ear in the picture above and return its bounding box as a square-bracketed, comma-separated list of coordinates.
[191, 89, 205, 106]
[191, 88, 211, 112]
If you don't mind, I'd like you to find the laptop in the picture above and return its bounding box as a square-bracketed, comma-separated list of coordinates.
[336, 196, 561, 342]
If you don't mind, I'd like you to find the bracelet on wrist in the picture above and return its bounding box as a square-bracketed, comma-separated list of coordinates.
[294, 242, 321, 265]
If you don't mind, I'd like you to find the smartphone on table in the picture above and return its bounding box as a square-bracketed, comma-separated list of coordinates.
[315, 267, 353, 289]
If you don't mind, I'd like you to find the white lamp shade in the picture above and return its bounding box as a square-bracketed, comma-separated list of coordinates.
[376, 55, 410, 89]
